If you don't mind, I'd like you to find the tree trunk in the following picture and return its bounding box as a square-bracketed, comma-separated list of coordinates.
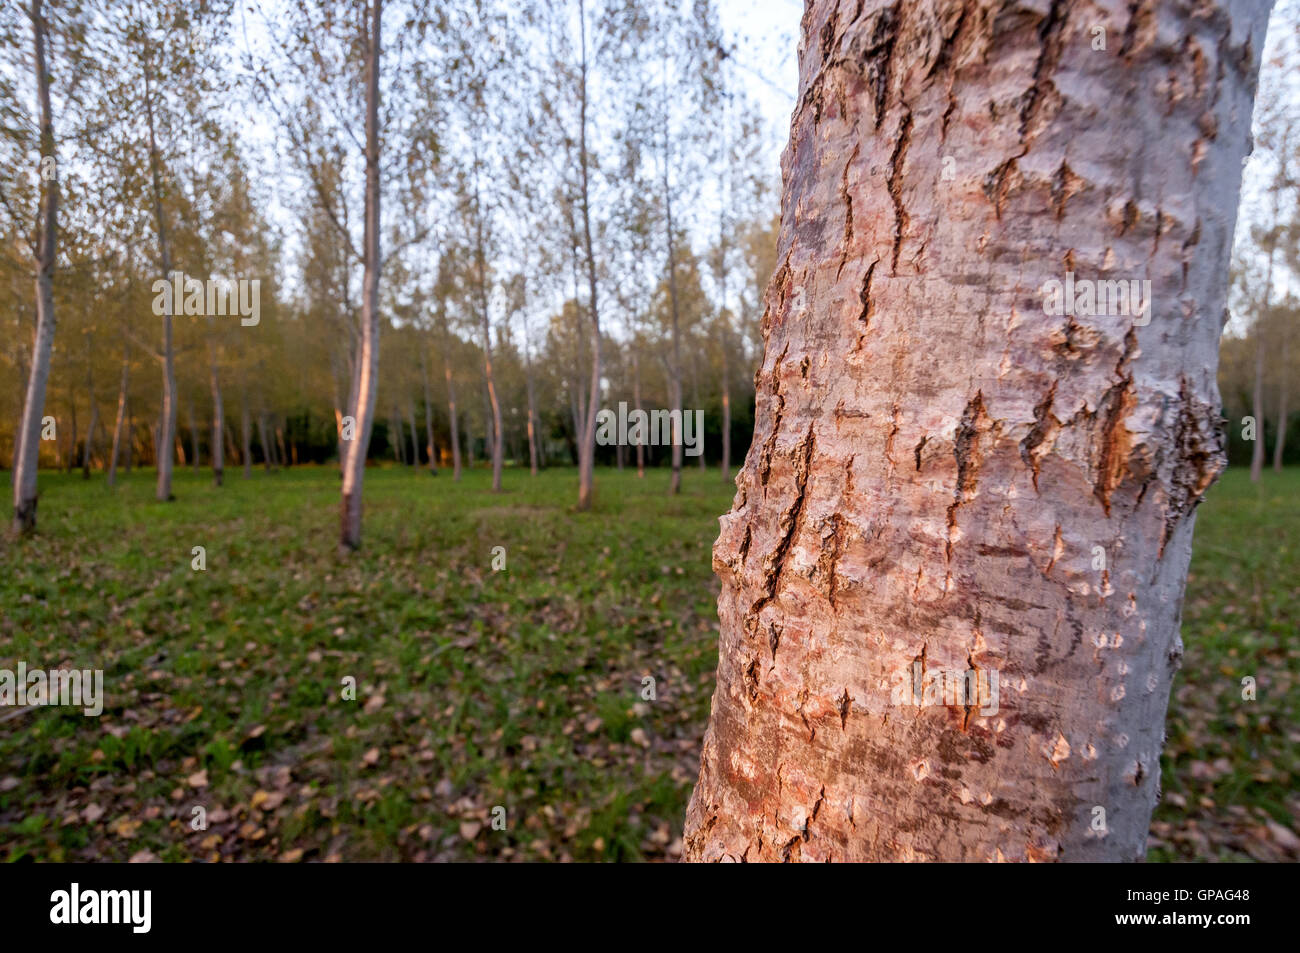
[12, 0, 59, 533]
[258, 412, 274, 472]
[633, 350, 645, 478]
[82, 401, 97, 479]
[407, 399, 419, 467]
[143, 56, 177, 503]
[721, 327, 732, 482]
[1250, 312, 1268, 480]
[209, 337, 224, 486]
[1273, 327, 1288, 471]
[523, 326, 539, 476]
[240, 389, 252, 479]
[684, 0, 1271, 863]
[473, 182, 504, 494]
[575, 0, 602, 511]
[421, 351, 438, 475]
[665, 187, 684, 496]
[186, 392, 200, 473]
[340, 0, 383, 552]
[445, 358, 462, 481]
[107, 350, 129, 487]
[123, 405, 133, 474]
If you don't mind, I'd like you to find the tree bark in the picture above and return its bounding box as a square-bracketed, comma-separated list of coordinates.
[472, 178, 504, 494]
[240, 389, 252, 479]
[575, 0, 602, 511]
[340, 0, 383, 551]
[684, 0, 1270, 863]
[12, 0, 59, 534]
[633, 349, 645, 478]
[407, 398, 419, 467]
[1273, 325, 1288, 471]
[721, 327, 732, 482]
[421, 350, 438, 474]
[258, 412, 274, 472]
[108, 350, 128, 486]
[208, 334, 224, 486]
[665, 181, 684, 496]
[143, 54, 177, 503]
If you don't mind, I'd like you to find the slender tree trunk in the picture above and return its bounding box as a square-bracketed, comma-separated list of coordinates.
[123, 405, 133, 474]
[684, 0, 1271, 863]
[82, 335, 96, 479]
[665, 180, 684, 496]
[12, 0, 58, 533]
[258, 412, 274, 472]
[208, 337, 224, 486]
[185, 392, 199, 473]
[82, 402, 97, 479]
[633, 350, 645, 478]
[339, 0, 383, 551]
[445, 358, 461, 481]
[1250, 312, 1268, 481]
[421, 351, 438, 475]
[142, 57, 177, 502]
[407, 399, 419, 467]
[108, 351, 128, 486]
[67, 400, 77, 474]
[524, 329, 539, 477]
[473, 181, 504, 493]
[224, 421, 238, 469]
[1273, 328, 1288, 471]
[692, 358, 706, 471]
[721, 326, 732, 482]
[575, 0, 602, 511]
[240, 389, 252, 479]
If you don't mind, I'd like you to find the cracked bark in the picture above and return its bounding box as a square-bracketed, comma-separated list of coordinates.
[684, 0, 1270, 862]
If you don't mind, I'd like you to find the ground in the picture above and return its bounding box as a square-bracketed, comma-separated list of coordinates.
[0, 464, 1295, 862]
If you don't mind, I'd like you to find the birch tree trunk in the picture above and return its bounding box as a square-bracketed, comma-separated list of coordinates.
[575, 0, 602, 511]
[721, 324, 732, 483]
[665, 180, 684, 496]
[421, 351, 438, 475]
[208, 335, 224, 486]
[81, 335, 96, 479]
[474, 196, 504, 494]
[107, 348, 129, 483]
[12, 0, 59, 534]
[445, 357, 462, 481]
[186, 393, 199, 472]
[240, 389, 252, 479]
[258, 412, 274, 472]
[1273, 328, 1288, 471]
[685, 0, 1270, 863]
[406, 399, 419, 467]
[340, 0, 382, 552]
[142, 56, 178, 503]
[633, 350, 645, 478]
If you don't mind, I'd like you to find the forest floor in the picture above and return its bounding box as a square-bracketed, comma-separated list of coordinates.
[0, 465, 1295, 862]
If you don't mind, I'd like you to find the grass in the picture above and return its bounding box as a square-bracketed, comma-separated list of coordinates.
[0, 463, 1294, 862]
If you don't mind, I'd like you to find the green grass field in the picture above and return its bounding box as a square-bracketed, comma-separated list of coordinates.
[0, 464, 1295, 862]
